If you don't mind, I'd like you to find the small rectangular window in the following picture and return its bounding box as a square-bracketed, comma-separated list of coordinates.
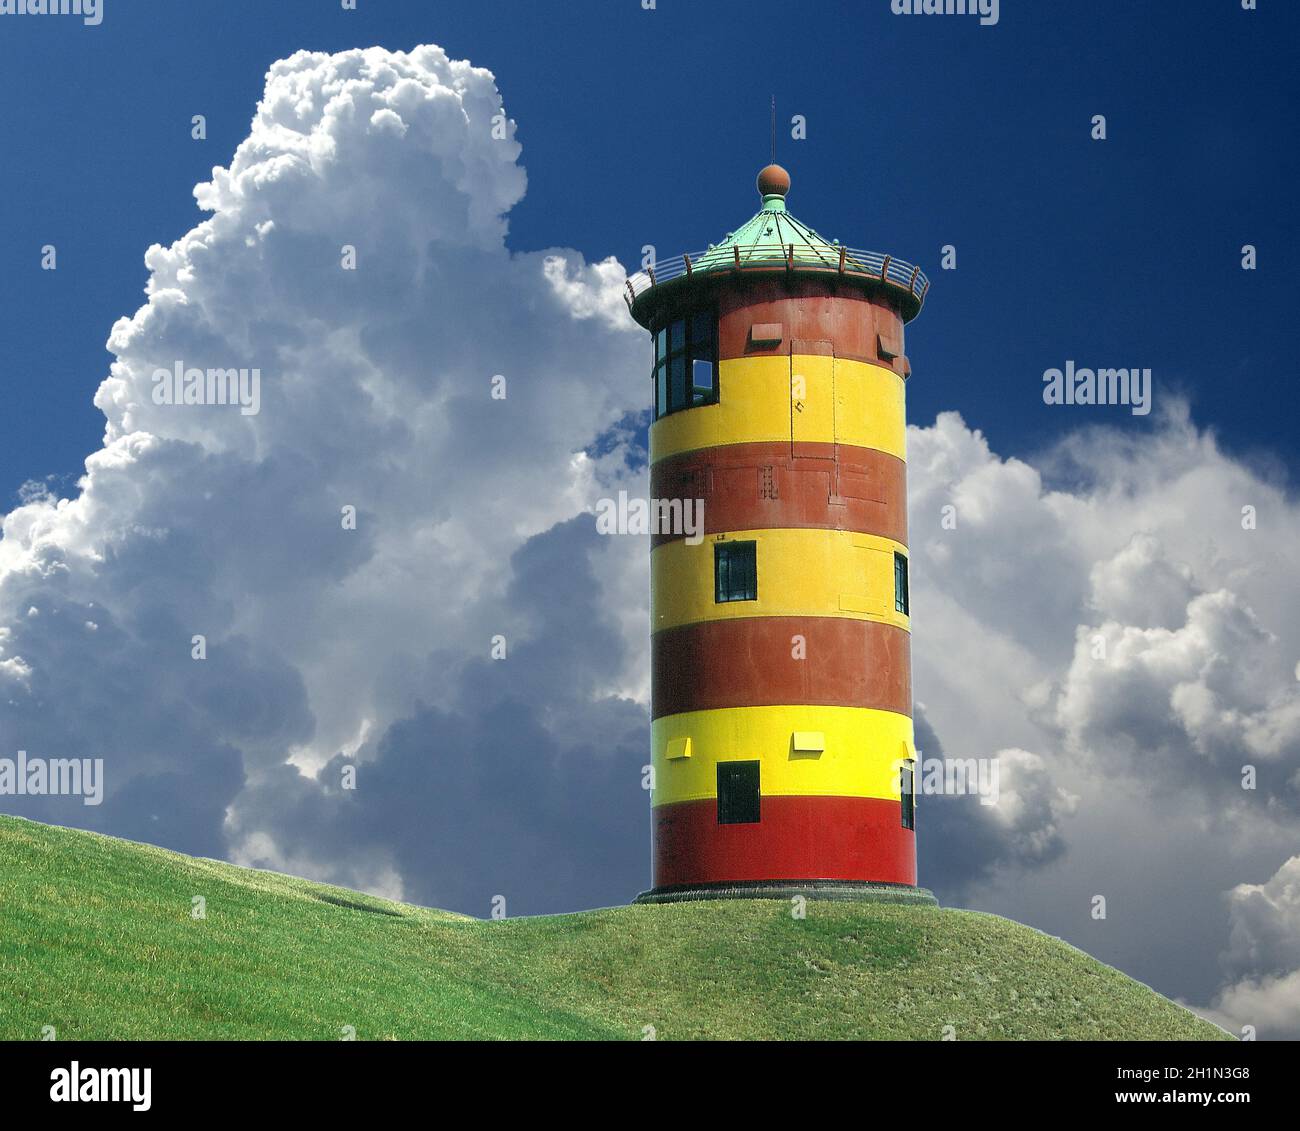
[715, 541, 757, 603]
[669, 318, 685, 353]
[691, 311, 715, 360]
[656, 327, 667, 362]
[894, 551, 909, 615]
[717, 761, 761, 825]
[901, 760, 915, 830]
[691, 358, 715, 404]
[670, 356, 687, 413]
[655, 363, 667, 418]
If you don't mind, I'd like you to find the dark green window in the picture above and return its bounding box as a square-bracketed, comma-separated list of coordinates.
[901, 760, 915, 830]
[717, 761, 761, 825]
[894, 551, 909, 615]
[653, 310, 717, 419]
[715, 541, 757, 603]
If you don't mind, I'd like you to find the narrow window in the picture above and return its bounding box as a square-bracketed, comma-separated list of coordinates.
[717, 761, 761, 825]
[901, 760, 916, 830]
[669, 356, 687, 413]
[715, 541, 757, 603]
[894, 551, 909, 615]
[690, 310, 714, 349]
[691, 357, 715, 405]
[690, 310, 717, 407]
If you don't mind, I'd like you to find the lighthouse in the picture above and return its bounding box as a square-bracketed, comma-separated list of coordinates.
[627, 165, 934, 904]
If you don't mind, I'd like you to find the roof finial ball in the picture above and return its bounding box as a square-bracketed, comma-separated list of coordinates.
[756, 163, 790, 209]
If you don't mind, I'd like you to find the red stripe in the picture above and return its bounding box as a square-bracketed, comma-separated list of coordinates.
[653, 795, 916, 888]
[649, 441, 907, 548]
[715, 285, 907, 368]
[651, 616, 911, 720]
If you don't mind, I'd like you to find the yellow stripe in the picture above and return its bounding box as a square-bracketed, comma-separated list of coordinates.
[652, 527, 910, 633]
[649, 354, 906, 464]
[651, 704, 915, 806]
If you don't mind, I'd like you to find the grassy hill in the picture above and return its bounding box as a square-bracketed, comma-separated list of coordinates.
[0, 814, 1230, 1040]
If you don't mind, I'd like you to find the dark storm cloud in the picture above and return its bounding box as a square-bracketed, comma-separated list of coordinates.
[227, 516, 651, 915]
[915, 707, 1068, 903]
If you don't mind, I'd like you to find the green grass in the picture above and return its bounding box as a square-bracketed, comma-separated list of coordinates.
[0, 814, 1230, 1040]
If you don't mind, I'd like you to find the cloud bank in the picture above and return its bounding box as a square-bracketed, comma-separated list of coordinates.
[0, 44, 649, 908]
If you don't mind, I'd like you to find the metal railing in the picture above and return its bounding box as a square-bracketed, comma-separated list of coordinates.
[625, 243, 930, 308]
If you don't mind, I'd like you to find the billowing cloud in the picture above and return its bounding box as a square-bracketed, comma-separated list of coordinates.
[915, 707, 1075, 893]
[1224, 855, 1300, 977]
[1192, 856, 1300, 1039]
[1087, 532, 1198, 630]
[1054, 588, 1300, 795]
[907, 406, 1300, 1034]
[0, 44, 648, 899]
[1194, 970, 1300, 1042]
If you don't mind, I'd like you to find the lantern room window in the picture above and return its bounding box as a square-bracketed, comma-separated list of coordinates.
[654, 311, 717, 418]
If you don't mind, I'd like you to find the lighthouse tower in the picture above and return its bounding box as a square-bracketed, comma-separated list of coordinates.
[627, 165, 933, 904]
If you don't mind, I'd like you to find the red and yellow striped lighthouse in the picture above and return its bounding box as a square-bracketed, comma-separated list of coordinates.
[628, 165, 933, 903]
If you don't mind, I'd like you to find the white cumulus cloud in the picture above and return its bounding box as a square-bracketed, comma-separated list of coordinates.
[0, 44, 647, 903]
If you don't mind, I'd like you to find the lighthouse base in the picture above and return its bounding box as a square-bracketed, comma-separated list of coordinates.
[634, 880, 937, 907]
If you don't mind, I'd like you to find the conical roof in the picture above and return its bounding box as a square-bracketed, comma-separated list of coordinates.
[690, 164, 845, 272]
[626, 165, 929, 327]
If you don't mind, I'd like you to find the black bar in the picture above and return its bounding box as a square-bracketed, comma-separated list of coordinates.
[0, 1039, 1287, 1117]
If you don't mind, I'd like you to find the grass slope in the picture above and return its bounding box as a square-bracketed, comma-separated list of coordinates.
[0, 815, 1229, 1041]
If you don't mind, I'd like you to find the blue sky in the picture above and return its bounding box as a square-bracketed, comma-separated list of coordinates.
[2, 0, 1296, 500]
[2, 1, 1300, 1036]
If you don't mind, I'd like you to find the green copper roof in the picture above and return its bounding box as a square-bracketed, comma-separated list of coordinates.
[625, 165, 930, 326]
[689, 179, 845, 272]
